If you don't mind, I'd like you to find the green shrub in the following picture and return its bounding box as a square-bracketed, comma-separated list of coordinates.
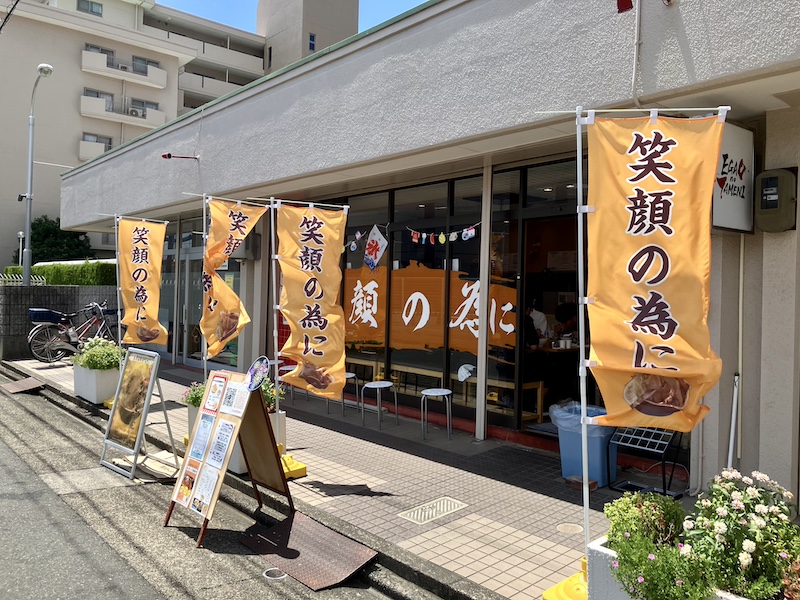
[604, 491, 685, 548]
[5, 261, 116, 285]
[71, 338, 121, 370]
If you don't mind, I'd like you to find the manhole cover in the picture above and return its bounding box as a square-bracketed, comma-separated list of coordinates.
[398, 497, 467, 524]
[557, 523, 584, 534]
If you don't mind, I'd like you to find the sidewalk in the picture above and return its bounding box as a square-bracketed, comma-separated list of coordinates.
[6, 358, 619, 600]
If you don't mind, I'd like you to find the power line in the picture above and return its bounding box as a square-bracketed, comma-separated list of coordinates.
[0, 0, 23, 36]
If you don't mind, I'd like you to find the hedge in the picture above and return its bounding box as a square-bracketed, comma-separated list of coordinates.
[5, 262, 117, 285]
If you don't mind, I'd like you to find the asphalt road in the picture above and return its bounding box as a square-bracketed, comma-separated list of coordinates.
[0, 374, 396, 600]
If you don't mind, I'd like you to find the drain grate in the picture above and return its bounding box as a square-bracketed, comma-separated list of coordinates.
[398, 496, 468, 524]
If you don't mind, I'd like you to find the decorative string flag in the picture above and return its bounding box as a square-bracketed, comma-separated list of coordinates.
[118, 217, 168, 345]
[406, 222, 479, 244]
[199, 199, 267, 358]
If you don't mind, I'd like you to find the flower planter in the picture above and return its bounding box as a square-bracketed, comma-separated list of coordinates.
[73, 364, 121, 405]
[187, 405, 199, 435]
[586, 537, 748, 600]
[227, 410, 286, 475]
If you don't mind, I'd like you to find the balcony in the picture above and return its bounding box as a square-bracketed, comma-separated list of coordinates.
[80, 96, 167, 129]
[81, 50, 167, 89]
[78, 140, 109, 161]
[179, 72, 241, 100]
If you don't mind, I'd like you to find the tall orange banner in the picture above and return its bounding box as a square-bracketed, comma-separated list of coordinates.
[200, 199, 267, 358]
[587, 115, 724, 431]
[278, 205, 347, 400]
[118, 218, 168, 345]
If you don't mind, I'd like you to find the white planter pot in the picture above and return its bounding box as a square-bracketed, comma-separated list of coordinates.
[73, 365, 121, 405]
[187, 405, 199, 436]
[227, 410, 286, 475]
[586, 537, 748, 600]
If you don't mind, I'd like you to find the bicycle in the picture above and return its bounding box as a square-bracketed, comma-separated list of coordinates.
[27, 301, 119, 363]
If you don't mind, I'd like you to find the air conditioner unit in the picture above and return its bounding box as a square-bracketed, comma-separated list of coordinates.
[119, 64, 129, 71]
[128, 108, 140, 117]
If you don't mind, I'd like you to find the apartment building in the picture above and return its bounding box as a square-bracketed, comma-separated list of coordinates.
[0, 0, 357, 264]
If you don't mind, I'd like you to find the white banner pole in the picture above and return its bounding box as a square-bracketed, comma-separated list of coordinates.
[202, 194, 208, 382]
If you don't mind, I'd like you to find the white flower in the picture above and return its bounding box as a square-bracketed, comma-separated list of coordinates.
[683, 520, 694, 531]
[746, 486, 760, 499]
[784, 491, 795, 501]
[770, 506, 781, 515]
[721, 469, 733, 480]
[714, 521, 728, 534]
[779, 513, 789, 521]
[731, 499, 744, 510]
[742, 539, 756, 553]
[680, 543, 692, 557]
[752, 471, 770, 483]
[751, 516, 766, 529]
[755, 504, 768, 515]
[716, 507, 728, 517]
[731, 491, 744, 501]
[739, 551, 752, 569]
[701, 499, 712, 508]
[716, 534, 726, 543]
[742, 476, 753, 485]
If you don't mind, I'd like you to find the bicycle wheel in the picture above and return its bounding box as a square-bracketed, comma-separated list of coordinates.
[28, 324, 67, 363]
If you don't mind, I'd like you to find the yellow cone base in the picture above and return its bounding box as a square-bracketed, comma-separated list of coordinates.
[542, 557, 587, 600]
[281, 454, 307, 479]
[103, 397, 115, 409]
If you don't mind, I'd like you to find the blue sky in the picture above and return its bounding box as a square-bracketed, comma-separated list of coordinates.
[158, 1, 429, 33]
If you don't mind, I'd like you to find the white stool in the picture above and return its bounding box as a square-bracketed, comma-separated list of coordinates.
[337, 372, 357, 417]
[360, 381, 398, 430]
[420, 388, 453, 440]
[278, 364, 295, 404]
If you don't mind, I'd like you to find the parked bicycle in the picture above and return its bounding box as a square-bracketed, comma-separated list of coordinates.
[27, 301, 119, 363]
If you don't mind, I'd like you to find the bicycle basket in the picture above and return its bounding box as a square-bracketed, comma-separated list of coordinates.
[28, 308, 66, 324]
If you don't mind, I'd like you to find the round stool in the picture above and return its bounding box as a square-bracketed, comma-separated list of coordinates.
[420, 388, 454, 440]
[360, 381, 398, 430]
[338, 372, 357, 417]
[278, 364, 296, 404]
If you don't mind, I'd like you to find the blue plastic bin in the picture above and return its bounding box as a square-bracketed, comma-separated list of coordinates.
[550, 402, 617, 488]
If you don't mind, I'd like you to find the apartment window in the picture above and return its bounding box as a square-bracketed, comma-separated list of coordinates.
[84, 88, 114, 112]
[267, 46, 272, 69]
[82, 133, 112, 151]
[132, 56, 159, 75]
[308, 33, 316, 51]
[101, 233, 112, 245]
[130, 98, 158, 117]
[77, 0, 103, 17]
[85, 44, 114, 67]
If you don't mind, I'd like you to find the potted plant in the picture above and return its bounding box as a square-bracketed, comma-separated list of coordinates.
[182, 381, 205, 435]
[588, 469, 800, 600]
[71, 337, 122, 405]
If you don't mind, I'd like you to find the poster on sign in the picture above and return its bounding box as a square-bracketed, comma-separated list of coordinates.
[587, 114, 725, 432]
[712, 122, 754, 233]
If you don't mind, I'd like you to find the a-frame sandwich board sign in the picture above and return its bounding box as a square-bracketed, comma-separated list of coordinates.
[164, 370, 293, 547]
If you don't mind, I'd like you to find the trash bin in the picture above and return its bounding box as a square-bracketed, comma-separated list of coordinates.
[550, 401, 617, 488]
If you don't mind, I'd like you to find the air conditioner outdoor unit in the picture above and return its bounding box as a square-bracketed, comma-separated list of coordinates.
[128, 108, 140, 117]
[119, 64, 129, 71]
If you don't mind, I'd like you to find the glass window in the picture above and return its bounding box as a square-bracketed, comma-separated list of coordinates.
[525, 160, 582, 208]
[130, 98, 158, 117]
[453, 176, 482, 219]
[78, 0, 103, 16]
[394, 182, 448, 231]
[309, 33, 316, 51]
[132, 56, 159, 75]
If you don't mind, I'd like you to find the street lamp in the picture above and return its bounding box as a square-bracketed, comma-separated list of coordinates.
[17, 232, 23, 267]
[22, 63, 54, 286]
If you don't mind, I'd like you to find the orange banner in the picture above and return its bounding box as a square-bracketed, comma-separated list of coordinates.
[199, 200, 267, 358]
[119, 219, 168, 345]
[587, 115, 724, 431]
[343, 261, 517, 353]
[278, 205, 347, 399]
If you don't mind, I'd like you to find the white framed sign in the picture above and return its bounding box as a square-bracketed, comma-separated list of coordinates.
[712, 123, 754, 233]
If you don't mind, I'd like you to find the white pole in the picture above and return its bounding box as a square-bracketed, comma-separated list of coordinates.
[575, 106, 591, 551]
[270, 198, 280, 412]
[202, 194, 208, 382]
[114, 215, 122, 347]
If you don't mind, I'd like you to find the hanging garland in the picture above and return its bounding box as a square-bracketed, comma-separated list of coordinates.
[407, 221, 481, 245]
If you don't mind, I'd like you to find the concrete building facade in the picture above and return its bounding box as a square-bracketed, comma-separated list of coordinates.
[59, 0, 800, 497]
[0, 0, 356, 264]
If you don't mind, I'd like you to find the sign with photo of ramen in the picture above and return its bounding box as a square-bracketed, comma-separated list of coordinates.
[105, 348, 159, 451]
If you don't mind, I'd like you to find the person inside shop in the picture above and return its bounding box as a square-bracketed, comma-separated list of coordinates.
[553, 301, 578, 338]
[526, 302, 550, 340]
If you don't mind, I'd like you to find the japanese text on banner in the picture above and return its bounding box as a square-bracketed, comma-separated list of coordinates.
[278, 206, 347, 400]
[119, 219, 168, 345]
[587, 115, 725, 432]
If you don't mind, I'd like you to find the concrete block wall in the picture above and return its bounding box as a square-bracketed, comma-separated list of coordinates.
[0, 285, 118, 359]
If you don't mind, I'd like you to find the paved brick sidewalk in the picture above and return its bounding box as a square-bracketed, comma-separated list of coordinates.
[8, 358, 619, 600]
